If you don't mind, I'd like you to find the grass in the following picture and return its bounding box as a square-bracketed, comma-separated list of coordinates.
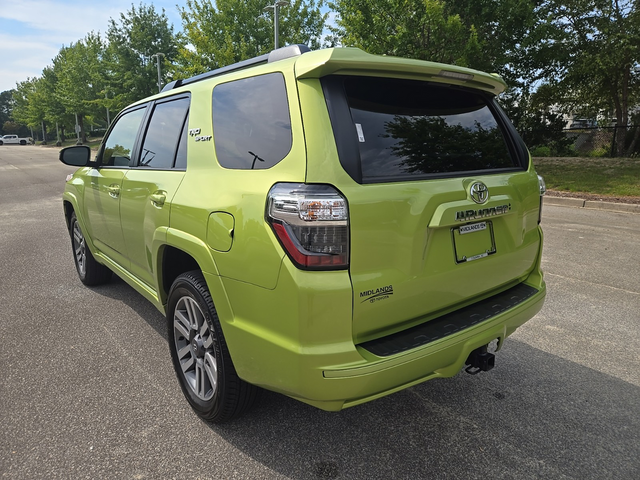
[533, 157, 640, 198]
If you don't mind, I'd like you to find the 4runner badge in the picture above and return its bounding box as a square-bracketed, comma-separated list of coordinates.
[360, 285, 394, 303]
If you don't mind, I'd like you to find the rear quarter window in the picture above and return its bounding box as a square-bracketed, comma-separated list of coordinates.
[212, 73, 292, 170]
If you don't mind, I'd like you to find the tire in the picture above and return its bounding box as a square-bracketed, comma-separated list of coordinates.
[167, 271, 259, 423]
[19, 140, 26, 145]
[69, 212, 112, 286]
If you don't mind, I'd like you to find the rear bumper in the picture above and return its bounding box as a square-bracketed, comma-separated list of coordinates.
[208, 254, 546, 411]
[322, 281, 545, 409]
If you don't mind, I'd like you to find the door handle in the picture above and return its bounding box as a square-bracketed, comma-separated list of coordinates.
[107, 184, 120, 198]
[150, 191, 166, 207]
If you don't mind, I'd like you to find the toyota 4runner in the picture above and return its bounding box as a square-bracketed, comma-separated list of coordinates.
[59, 45, 546, 423]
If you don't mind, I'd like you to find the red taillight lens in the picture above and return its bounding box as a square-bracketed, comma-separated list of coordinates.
[267, 183, 349, 270]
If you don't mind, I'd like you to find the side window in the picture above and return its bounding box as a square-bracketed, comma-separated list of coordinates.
[212, 73, 292, 170]
[139, 97, 190, 169]
[101, 107, 146, 167]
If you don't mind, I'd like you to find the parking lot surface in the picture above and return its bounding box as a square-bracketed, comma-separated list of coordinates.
[1, 146, 638, 479]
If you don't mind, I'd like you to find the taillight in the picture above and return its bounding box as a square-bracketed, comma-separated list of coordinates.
[538, 175, 546, 224]
[266, 183, 349, 270]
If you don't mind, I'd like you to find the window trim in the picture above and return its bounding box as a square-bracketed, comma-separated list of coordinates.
[321, 75, 528, 185]
[172, 110, 190, 171]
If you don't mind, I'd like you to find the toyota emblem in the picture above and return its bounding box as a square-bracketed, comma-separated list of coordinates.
[470, 182, 489, 204]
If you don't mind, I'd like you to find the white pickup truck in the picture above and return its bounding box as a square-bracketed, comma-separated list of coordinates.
[0, 135, 32, 145]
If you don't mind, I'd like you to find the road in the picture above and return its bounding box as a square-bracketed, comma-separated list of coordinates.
[1, 146, 638, 479]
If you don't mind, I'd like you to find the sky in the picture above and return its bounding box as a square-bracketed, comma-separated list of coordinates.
[0, 0, 335, 94]
[0, 0, 185, 93]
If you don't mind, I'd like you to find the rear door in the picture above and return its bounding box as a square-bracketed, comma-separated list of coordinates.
[321, 75, 542, 343]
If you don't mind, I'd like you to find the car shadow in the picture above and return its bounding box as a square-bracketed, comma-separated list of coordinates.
[87, 278, 639, 479]
[209, 340, 639, 480]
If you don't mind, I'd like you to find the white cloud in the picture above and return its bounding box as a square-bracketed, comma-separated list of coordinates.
[0, 0, 184, 92]
[0, 0, 123, 36]
[0, 34, 61, 90]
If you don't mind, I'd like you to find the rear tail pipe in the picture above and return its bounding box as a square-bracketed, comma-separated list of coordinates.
[465, 345, 495, 375]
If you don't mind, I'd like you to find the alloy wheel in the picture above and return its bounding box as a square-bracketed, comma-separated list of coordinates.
[72, 220, 86, 276]
[173, 296, 217, 401]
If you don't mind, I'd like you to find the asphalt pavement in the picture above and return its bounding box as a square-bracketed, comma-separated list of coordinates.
[1, 146, 638, 479]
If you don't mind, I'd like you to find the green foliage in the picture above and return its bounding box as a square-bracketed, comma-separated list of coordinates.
[534, 1, 639, 155]
[443, 0, 539, 86]
[54, 33, 106, 117]
[0, 90, 16, 135]
[2, 121, 24, 135]
[105, 3, 179, 110]
[329, 0, 480, 66]
[589, 147, 610, 158]
[175, 0, 327, 76]
[12, 78, 43, 129]
[530, 146, 551, 157]
[499, 82, 574, 157]
[53, 32, 107, 142]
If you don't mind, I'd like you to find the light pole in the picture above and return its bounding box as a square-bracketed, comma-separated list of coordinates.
[151, 53, 165, 93]
[263, 1, 289, 49]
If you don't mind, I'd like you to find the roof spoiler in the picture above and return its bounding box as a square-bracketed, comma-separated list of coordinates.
[162, 44, 310, 92]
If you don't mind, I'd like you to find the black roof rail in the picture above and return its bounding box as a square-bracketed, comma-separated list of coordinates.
[161, 44, 310, 92]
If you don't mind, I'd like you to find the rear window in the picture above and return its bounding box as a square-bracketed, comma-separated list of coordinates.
[327, 76, 519, 182]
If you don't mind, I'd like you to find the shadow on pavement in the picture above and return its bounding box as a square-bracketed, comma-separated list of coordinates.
[212, 340, 639, 480]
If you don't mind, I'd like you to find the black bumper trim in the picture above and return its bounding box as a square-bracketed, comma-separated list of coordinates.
[359, 283, 538, 357]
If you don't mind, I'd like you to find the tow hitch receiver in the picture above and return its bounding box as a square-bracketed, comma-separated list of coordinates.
[465, 345, 495, 375]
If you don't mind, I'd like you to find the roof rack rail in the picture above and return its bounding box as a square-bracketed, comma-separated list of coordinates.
[161, 44, 310, 92]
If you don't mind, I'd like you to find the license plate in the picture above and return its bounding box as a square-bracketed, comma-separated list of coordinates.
[452, 221, 496, 264]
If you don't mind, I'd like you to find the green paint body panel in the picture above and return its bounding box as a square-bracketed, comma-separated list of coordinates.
[61, 47, 546, 412]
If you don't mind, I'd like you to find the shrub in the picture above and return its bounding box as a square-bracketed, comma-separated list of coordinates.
[530, 145, 551, 157]
[589, 147, 609, 157]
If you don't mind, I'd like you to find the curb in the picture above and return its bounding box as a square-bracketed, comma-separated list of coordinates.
[544, 196, 640, 214]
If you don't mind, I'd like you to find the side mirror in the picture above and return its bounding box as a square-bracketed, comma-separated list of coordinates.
[59, 145, 92, 167]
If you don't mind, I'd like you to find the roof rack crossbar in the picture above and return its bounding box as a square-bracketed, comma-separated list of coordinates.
[162, 44, 310, 93]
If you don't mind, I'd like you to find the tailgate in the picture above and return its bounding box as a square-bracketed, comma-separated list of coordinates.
[311, 73, 543, 344]
[346, 173, 542, 344]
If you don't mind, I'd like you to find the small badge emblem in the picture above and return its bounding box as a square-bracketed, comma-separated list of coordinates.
[470, 182, 489, 204]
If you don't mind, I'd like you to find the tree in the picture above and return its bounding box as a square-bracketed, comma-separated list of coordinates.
[329, 0, 481, 67]
[0, 90, 17, 136]
[443, 0, 540, 86]
[534, 0, 640, 155]
[175, 0, 326, 76]
[105, 3, 179, 110]
[54, 33, 106, 143]
[40, 66, 75, 143]
[12, 77, 50, 142]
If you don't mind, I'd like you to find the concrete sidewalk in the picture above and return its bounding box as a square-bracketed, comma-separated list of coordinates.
[544, 195, 640, 214]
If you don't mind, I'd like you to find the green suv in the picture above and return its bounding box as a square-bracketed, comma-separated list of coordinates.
[59, 45, 546, 423]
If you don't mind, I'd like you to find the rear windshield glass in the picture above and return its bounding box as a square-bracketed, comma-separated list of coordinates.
[342, 76, 516, 180]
